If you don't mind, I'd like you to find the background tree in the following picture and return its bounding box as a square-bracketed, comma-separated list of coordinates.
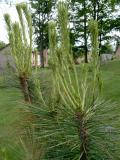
[90, 0, 120, 55]
[69, 0, 120, 60]
[30, 0, 55, 67]
[70, 0, 90, 63]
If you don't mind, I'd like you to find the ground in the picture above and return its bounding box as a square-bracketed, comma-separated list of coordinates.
[101, 60, 120, 102]
[0, 87, 23, 160]
[0, 60, 120, 159]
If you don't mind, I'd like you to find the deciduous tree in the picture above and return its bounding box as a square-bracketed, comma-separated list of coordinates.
[30, 0, 55, 67]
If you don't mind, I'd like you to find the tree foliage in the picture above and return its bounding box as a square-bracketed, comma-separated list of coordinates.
[4, 3, 33, 102]
[69, 0, 120, 59]
[30, 0, 55, 51]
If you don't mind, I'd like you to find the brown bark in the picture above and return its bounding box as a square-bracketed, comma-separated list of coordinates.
[19, 74, 32, 103]
[83, 0, 88, 63]
[40, 51, 44, 68]
[75, 112, 88, 160]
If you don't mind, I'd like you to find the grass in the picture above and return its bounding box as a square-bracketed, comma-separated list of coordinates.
[0, 60, 120, 159]
[0, 85, 24, 160]
[0, 87, 22, 124]
[101, 60, 120, 102]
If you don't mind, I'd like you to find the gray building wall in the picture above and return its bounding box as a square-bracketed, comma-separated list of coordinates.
[0, 45, 15, 73]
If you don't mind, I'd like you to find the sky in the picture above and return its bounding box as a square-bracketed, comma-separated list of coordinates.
[0, 0, 29, 43]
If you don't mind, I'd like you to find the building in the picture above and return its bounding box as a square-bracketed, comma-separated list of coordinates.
[32, 51, 41, 67]
[101, 54, 113, 63]
[116, 46, 120, 58]
[0, 44, 50, 73]
[0, 44, 15, 74]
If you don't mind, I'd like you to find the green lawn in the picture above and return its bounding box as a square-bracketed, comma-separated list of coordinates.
[101, 60, 120, 102]
[0, 87, 22, 125]
[0, 87, 24, 160]
[0, 60, 120, 159]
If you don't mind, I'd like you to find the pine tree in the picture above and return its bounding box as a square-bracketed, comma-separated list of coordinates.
[29, 2, 120, 159]
[4, 3, 32, 103]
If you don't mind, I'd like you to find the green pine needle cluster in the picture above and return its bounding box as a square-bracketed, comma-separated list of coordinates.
[25, 1, 120, 160]
[4, 3, 32, 77]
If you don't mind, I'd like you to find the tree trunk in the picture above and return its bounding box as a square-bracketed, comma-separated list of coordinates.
[99, 33, 102, 56]
[75, 112, 88, 160]
[96, 0, 100, 20]
[98, 16, 103, 56]
[40, 50, 44, 67]
[38, 2, 44, 68]
[19, 75, 32, 103]
[83, 1, 88, 63]
[97, 1, 102, 56]
[40, 25, 44, 67]
[93, 0, 97, 20]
